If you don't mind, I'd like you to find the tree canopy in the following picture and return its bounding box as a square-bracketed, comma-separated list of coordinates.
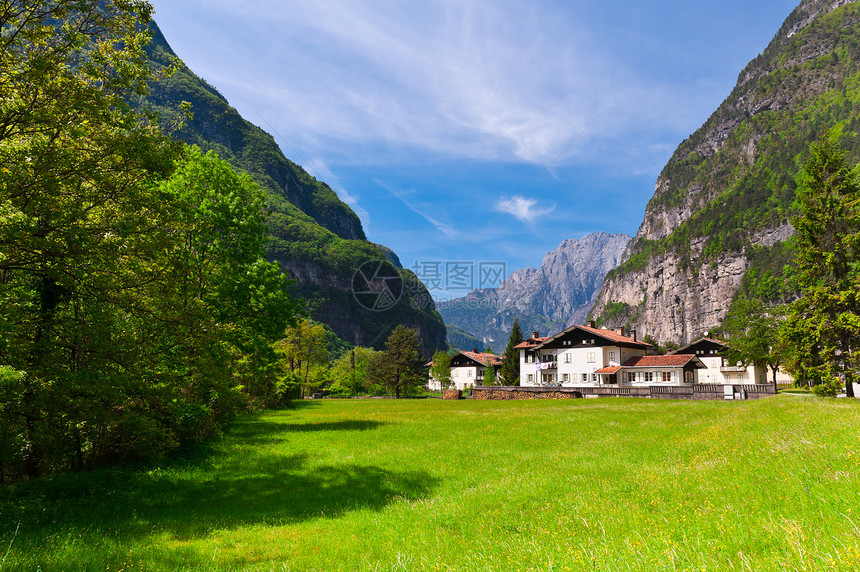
[500, 319, 524, 386]
[0, 1, 301, 480]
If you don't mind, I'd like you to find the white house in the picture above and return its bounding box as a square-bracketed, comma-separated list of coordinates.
[517, 324, 651, 387]
[595, 354, 706, 386]
[428, 350, 503, 391]
[670, 336, 792, 385]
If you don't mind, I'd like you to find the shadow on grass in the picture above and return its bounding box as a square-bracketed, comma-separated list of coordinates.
[0, 413, 437, 546]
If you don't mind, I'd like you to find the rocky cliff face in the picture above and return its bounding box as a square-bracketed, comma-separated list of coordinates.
[591, 0, 860, 344]
[440, 232, 630, 346]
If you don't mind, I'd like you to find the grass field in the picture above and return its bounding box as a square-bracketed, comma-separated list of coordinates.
[1, 396, 859, 571]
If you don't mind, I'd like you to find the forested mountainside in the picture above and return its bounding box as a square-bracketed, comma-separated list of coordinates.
[591, 0, 860, 344]
[142, 22, 445, 355]
[440, 232, 630, 347]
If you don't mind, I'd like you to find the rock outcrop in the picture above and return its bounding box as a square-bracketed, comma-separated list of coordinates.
[591, 0, 860, 344]
[440, 232, 630, 346]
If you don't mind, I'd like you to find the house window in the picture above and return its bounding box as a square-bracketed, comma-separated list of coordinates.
[609, 351, 615, 362]
[527, 374, 534, 382]
[662, 371, 672, 383]
[563, 373, 569, 382]
[564, 353, 571, 364]
[526, 353, 533, 363]
[627, 372, 636, 383]
[592, 374, 598, 382]
[467, 370, 472, 377]
[644, 372, 653, 383]
[542, 374, 554, 383]
[454, 370, 459, 377]
[581, 373, 588, 382]
[587, 352, 595, 363]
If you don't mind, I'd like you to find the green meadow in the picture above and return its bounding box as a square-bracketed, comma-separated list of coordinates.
[1, 396, 859, 571]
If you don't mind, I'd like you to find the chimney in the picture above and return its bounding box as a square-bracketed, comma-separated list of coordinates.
[588, 320, 596, 328]
[615, 327, 625, 337]
[630, 330, 637, 342]
[472, 348, 479, 353]
[532, 331, 540, 339]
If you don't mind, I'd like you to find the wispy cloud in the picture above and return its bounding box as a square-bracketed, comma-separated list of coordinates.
[157, 0, 694, 171]
[496, 195, 556, 224]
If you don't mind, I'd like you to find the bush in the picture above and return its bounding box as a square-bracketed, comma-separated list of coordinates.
[811, 377, 842, 397]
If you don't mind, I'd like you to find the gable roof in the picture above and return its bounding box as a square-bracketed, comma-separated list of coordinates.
[513, 336, 551, 350]
[534, 324, 651, 350]
[620, 354, 705, 369]
[671, 337, 728, 355]
[456, 351, 503, 367]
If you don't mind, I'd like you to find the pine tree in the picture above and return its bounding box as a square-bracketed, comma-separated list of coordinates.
[783, 135, 860, 397]
[500, 318, 524, 386]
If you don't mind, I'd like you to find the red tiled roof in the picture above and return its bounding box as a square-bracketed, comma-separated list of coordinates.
[459, 351, 503, 367]
[620, 354, 700, 368]
[513, 337, 550, 350]
[595, 366, 622, 374]
[578, 325, 651, 346]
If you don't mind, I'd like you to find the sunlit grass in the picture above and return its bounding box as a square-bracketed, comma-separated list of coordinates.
[1, 396, 859, 571]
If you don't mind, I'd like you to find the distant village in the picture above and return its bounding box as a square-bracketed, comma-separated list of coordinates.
[429, 322, 794, 397]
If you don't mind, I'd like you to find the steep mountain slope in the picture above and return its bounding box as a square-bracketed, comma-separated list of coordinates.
[591, 0, 860, 344]
[440, 232, 630, 346]
[142, 22, 446, 355]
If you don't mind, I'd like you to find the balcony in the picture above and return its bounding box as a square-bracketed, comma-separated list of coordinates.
[537, 361, 557, 370]
[720, 365, 747, 372]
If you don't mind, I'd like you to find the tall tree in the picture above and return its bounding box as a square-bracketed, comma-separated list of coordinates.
[0, 0, 181, 476]
[429, 350, 452, 390]
[0, 3, 301, 478]
[482, 362, 498, 386]
[784, 135, 860, 397]
[721, 297, 786, 391]
[500, 319, 524, 386]
[277, 319, 329, 397]
[329, 346, 380, 396]
[366, 326, 423, 398]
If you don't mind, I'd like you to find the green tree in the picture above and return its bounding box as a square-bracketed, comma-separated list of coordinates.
[499, 319, 524, 386]
[277, 319, 329, 397]
[0, 2, 301, 478]
[0, 0, 182, 477]
[482, 363, 498, 386]
[329, 347, 380, 396]
[429, 350, 452, 390]
[366, 326, 423, 398]
[784, 136, 860, 397]
[721, 297, 786, 391]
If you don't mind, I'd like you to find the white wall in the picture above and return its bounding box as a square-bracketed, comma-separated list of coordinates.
[429, 365, 479, 391]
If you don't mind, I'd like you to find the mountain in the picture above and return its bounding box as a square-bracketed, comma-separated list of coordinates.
[142, 22, 446, 355]
[439, 232, 630, 347]
[590, 0, 860, 345]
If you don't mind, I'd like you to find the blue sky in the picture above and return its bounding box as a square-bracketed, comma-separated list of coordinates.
[150, 0, 800, 299]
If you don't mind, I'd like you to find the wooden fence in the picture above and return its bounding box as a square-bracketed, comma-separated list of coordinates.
[471, 384, 776, 401]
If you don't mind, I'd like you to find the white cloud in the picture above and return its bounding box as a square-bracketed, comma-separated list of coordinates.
[496, 195, 556, 224]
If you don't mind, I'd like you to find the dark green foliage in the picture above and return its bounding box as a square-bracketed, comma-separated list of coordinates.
[719, 297, 786, 389]
[782, 136, 860, 396]
[365, 326, 425, 398]
[736, 242, 801, 303]
[499, 319, 524, 386]
[445, 323, 483, 351]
